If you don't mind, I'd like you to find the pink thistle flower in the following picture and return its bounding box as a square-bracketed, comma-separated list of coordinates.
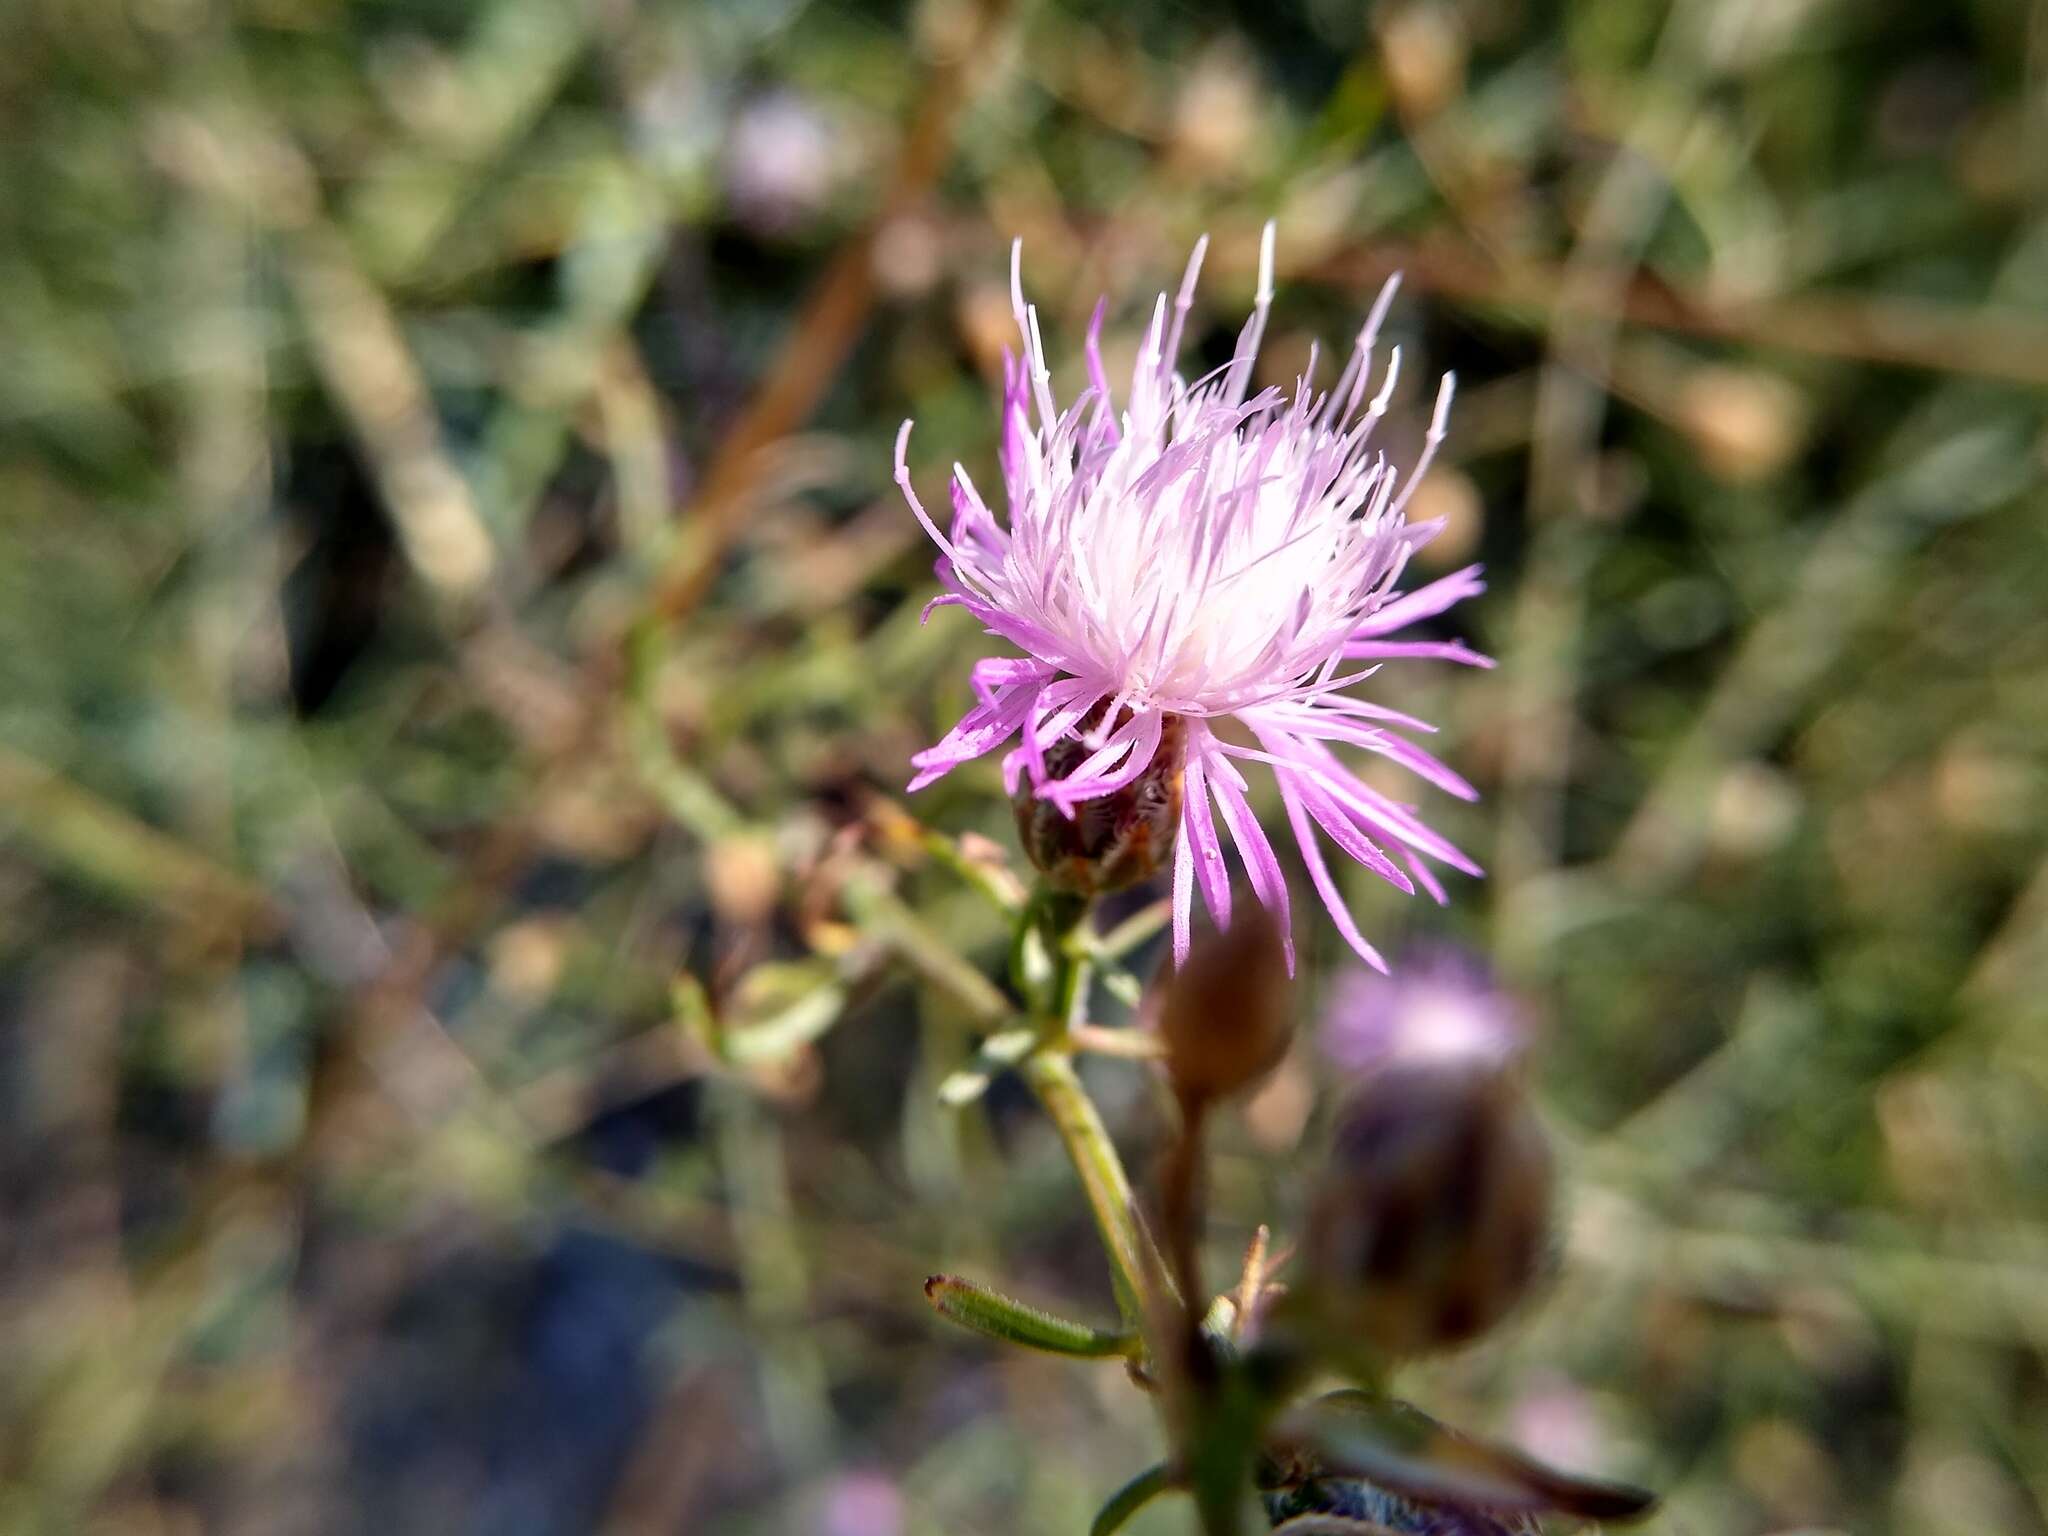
[896, 225, 1492, 971]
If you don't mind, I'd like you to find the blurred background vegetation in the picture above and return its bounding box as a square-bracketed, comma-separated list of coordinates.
[3, 0, 2046, 1531]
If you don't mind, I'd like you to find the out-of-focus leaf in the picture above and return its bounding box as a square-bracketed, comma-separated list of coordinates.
[923, 1274, 1137, 1358]
[839, 869, 1014, 1029]
[719, 958, 851, 1066]
[625, 619, 746, 841]
[1286, 1392, 1657, 1523]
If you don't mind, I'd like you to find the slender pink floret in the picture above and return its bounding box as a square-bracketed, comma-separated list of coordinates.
[896, 225, 1492, 971]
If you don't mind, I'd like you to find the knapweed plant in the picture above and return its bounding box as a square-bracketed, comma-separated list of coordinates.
[900, 230, 1658, 1534]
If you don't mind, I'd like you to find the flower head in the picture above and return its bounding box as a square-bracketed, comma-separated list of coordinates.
[897, 225, 1491, 969]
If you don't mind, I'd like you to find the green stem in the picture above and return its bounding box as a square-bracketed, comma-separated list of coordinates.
[1090, 1462, 1178, 1536]
[1021, 1048, 1149, 1324]
[1057, 945, 1095, 1036]
[1009, 884, 1172, 1329]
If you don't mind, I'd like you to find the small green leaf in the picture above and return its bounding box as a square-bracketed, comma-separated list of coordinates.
[1097, 963, 1142, 1009]
[1290, 1392, 1658, 1523]
[924, 1274, 1139, 1359]
[1009, 915, 1055, 1004]
[1089, 1462, 1177, 1536]
[936, 1027, 1038, 1106]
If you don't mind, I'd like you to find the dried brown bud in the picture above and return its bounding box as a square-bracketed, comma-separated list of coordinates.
[1299, 1057, 1552, 1358]
[1156, 906, 1294, 1104]
[1014, 711, 1186, 895]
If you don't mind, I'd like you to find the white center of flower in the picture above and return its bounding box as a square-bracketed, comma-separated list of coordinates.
[1394, 987, 1518, 1067]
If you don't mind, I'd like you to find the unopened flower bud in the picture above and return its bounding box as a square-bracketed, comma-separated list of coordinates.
[1014, 711, 1186, 895]
[1300, 1056, 1552, 1358]
[1156, 906, 1293, 1104]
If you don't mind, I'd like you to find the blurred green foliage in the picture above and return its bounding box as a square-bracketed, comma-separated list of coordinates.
[2, 0, 2045, 1532]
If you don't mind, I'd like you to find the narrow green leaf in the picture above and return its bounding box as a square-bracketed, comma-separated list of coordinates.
[1098, 965, 1143, 1009]
[935, 1027, 1037, 1106]
[924, 1274, 1138, 1359]
[1089, 1462, 1177, 1536]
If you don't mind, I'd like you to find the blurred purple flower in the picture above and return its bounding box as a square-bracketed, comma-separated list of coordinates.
[896, 227, 1490, 971]
[722, 89, 839, 233]
[1321, 944, 1527, 1074]
[1510, 1373, 1608, 1477]
[818, 1469, 904, 1536]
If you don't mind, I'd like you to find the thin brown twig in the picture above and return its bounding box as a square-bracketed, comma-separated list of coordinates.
[1316, 235, 2048, 390]
[949, 201, 2048, 390]
[641, 0, 1019, 630]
